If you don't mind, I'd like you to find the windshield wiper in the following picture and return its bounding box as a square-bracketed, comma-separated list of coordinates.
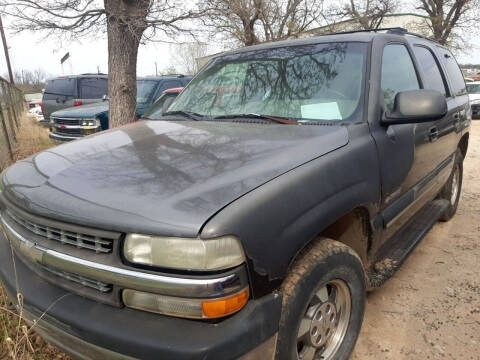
[162, 110, 206, 121]
[213, 113, 298, 125]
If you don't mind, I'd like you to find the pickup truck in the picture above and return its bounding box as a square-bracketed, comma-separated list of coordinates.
[49, 76, 191, 141]
[466, 81, 480, 119]
[0, 28, 470, 360]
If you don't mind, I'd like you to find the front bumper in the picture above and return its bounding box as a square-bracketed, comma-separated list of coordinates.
[0, 225, 281, 360]
[49, 131, 82, 142]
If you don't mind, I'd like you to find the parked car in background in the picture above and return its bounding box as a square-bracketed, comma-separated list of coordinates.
[42, 74, 108, 121]
[49, 76, 191, 141]
[141, 87, 183, 119]
[0, 29, 470, 360]
[466, 81, 480, 119]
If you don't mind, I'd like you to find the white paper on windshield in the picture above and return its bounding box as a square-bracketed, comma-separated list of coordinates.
[301, 102, 342, 120]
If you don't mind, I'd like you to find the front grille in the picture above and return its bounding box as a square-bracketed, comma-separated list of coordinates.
[6, 209, 114, 254]
[52, 117, 81, 126]
[57, 127, 82, 135]
[41, 265, 112, 292]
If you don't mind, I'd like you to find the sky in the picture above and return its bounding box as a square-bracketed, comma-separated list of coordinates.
[0, 12, 479, 80]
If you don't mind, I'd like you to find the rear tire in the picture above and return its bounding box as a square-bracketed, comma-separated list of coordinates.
[276, 239, 366, 360]
[438, 149, 463, 222]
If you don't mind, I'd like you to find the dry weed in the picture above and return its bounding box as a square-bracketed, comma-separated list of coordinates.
[0, 116, 68, 359]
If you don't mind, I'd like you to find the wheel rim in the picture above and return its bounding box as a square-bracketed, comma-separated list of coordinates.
[296, 279, 352, 360]
[450, 165, 460, 205]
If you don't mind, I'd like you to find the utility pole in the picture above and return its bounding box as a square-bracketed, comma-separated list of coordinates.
[0, 16, 14, 84]
[155, 62, 158, 76]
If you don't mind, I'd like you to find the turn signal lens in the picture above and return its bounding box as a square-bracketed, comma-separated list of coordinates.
[202, 288, 249, 318]
[123, 287, 249, 319]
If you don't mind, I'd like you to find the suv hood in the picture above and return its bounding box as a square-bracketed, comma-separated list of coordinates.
[51, 101, 109, 118]
[1, 120, 348, 237]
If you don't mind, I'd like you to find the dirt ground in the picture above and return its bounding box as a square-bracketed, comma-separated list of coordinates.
[351, 121, 480, 360]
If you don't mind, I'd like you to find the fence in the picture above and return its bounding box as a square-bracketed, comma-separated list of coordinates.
[0, 76, 24, 171]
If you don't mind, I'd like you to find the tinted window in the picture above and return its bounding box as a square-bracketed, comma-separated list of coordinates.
[381, 44, 420, 111]
[137, 80, 158, 104]
[413, 46, 447, 96]
[143, 93, 179, 119]
[158, 80, 182, 94]
[438, 48, 466, 96]
[169, 42, 367, 122]
[80, 78, 108, 99]
[467, 83, 480, 94]
[44, 78, 76, 100]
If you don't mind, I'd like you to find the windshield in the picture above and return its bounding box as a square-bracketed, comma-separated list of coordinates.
[168, 42, 367, 122]
[466, 84, 480, 94]
[137, 80, 158, 104]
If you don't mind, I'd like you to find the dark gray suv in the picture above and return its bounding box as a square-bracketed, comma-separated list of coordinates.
[42, 74, 108, 121]
[0, 28, 471, 360]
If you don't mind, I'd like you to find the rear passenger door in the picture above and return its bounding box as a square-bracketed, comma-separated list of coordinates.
[409, 45, 458, 187]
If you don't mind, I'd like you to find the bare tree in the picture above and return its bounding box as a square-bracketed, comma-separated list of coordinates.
[328, 0, 398, 30]
[202, 0, 325, 47]
[172, 42, 208, 74]
[5, 67, 49, 91]
[0, 0, 203, 127]
[416, 0, 480, 48]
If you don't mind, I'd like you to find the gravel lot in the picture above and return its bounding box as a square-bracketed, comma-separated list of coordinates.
[351, 120, 480, 360]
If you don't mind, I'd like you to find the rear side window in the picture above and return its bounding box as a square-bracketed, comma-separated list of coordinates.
[413, 46, 447, 96]
[438, 48, 466, 96]
[80, 78, 108, 99]
[44, 78, 76, 100]
[159, 80, 182, 93]
[381, 44, 420, 111]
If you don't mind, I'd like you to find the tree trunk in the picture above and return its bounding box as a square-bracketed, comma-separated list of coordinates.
[104, 0, 149, 128]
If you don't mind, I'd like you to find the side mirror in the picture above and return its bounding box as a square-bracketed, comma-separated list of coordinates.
[382, 90, 447, 126]
[102, 94, 109, 101]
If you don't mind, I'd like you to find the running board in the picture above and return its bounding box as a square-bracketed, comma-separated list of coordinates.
[367, 199, 449, 289]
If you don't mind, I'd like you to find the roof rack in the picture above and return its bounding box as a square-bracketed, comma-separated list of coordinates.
[80, 73, 107, 76]
[329, 27, 439, 44]
[161, 74, 185, 78]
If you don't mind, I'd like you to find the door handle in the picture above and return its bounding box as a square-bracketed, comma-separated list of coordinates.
[429, 126, 439, 142]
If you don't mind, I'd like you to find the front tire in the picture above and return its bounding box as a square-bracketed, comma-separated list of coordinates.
[276, 239, 366, 360]
[438, 149, 463, 221]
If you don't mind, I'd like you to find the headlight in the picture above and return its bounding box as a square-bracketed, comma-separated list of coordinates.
[123, 234, 246, 271]
[81, 119, 100, 127]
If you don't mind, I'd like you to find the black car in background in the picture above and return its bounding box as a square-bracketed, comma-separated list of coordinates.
[42, 74, 108, 122]
[49, 76, 191, 141]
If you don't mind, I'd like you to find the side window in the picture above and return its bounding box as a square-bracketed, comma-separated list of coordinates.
[158, 80, 182, 94]
[438, 48, 466, 96]
[43, 78, 76, 100]
[80, 78, 108, 99]
[413, 46, 447, 96]
[381, 44, 420, 111]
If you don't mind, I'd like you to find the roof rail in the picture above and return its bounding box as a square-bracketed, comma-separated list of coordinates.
[80, 73, 107, 76]
[327, 27, 439, 44]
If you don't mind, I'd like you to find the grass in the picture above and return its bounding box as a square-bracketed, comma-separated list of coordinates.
[0, 115, 69, 359]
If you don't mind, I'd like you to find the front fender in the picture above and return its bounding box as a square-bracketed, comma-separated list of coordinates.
[201, 124, 381, 298]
